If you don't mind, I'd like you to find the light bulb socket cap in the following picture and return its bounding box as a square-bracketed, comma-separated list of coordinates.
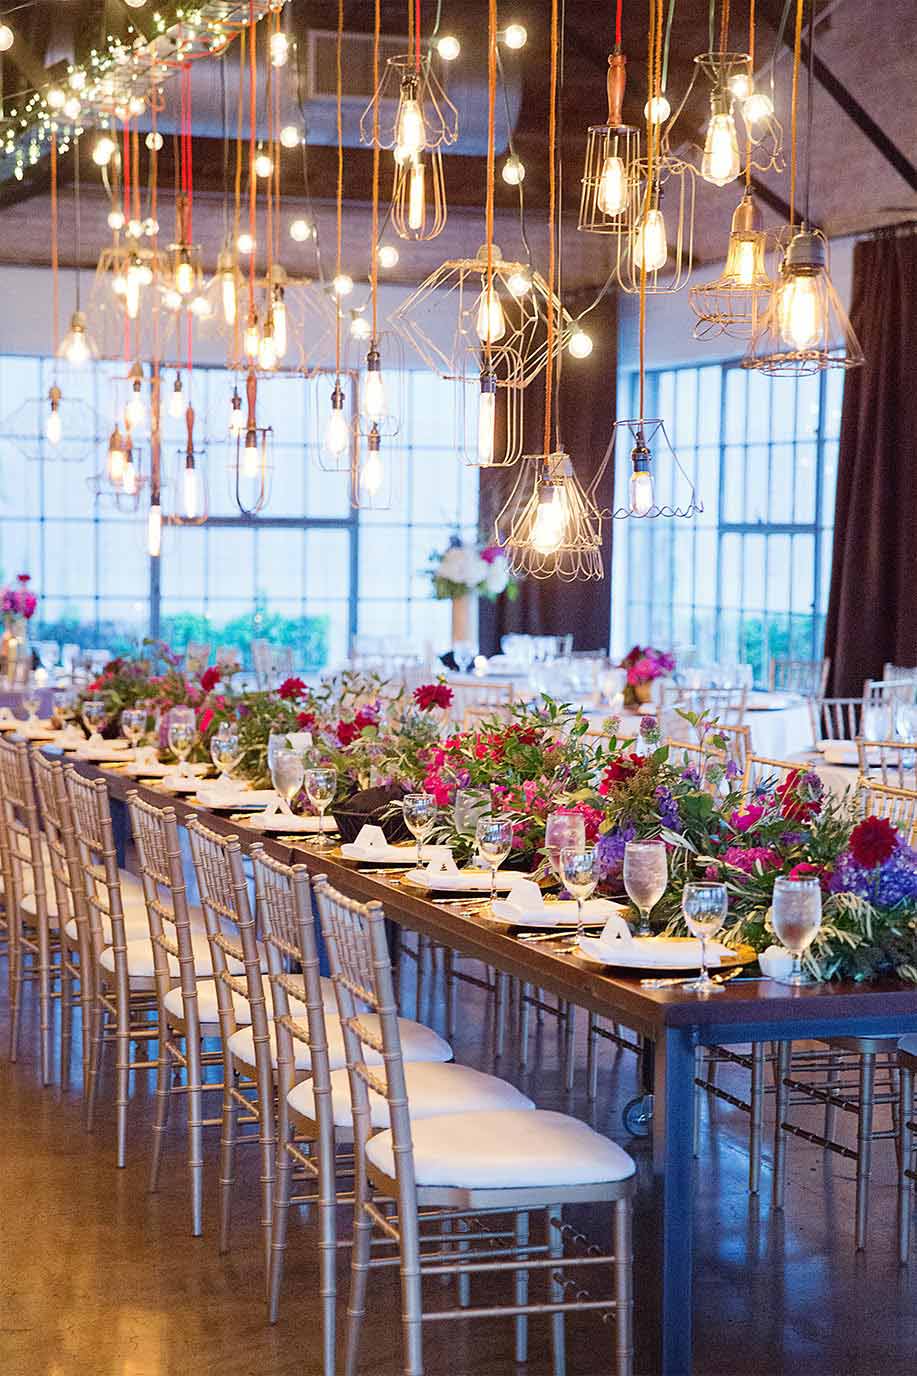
[366, 347, 381, 373]
[330, 383, 345, 410]
[48, 385, 61, 408]
[367, 425, 381, 451]
[710, 88, 731, 116]
[172, 376, 183, 393]
[785, 229, 825, 274]
[630, 433, 651, 472]
[731, 192, 762, 236]
[479, 372, 497, 395]
[400, 73, 420, 100]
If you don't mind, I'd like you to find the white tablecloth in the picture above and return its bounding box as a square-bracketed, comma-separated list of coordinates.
[605, 700, 813, 760]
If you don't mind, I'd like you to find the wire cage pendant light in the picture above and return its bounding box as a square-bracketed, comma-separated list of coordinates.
[497, 451, 605, 581]
[231, 369, 272, 515]
[169, 403, 208, 524]
[578, 44, 641, 235]
[689, 190, 772, 338]
[610, 417, 703, 519]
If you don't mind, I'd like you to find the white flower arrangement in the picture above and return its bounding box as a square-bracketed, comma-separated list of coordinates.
[428, 538, 518, 603]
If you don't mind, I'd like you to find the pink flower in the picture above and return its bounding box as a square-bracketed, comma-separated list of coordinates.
[722, 845, 781, 874]
[354, 705, 379, 730]
[336, 720, 359, 747]
[278, 677, 307, 702]
[200, 666, 221, 693]
[730, 804, 764, 833]
[198, 707, 214, 736]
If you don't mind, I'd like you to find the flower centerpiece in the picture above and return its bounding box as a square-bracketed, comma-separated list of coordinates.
[620, 644, 675, 707]
[428, 536, 517, 651]
[1, 572, 38, 683]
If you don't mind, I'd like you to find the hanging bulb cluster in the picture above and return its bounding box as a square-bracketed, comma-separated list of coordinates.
[59, 310, 93, 366]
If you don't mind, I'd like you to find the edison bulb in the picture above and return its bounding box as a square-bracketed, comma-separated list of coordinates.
[503, 23, 527, 49]
[437, 34, 460, 60]
[45, 407, 62, 446]
[237, 232, 255, 255]
[701, 111, 741, 187]
[643, 94, 671, 124]
[163, 288, 182, 311]
[731, 238, 759, 286]
[258, 329, 277, 371]
[349, 312, 371, 341]
[776, 272, 822, 351]
[61, 314, 90, 366]
[254, 151, 273, 178]
[477, 388, 496, 465]
[147, 503, 162, 557]
[502, 155, 525, 186]
[360, 450, 384, 495]
[190, 295, 211, 318]
[175, 254, 195, 294]
[531, 491, 566, 555]
[108, 434, 126, 484]
[243, 318, 260, 359]
[568, 329, 593, 359]
[280, 124, 300, 149]
[128, 96, 145, 116]
[93, 135, 116, 167]
[629, 469, 654, 516]
[121, 457, 138, 496]
[143, 217, 159, 237]
[408, 158, 426, 231]
[475, 285, 506, 343]
[125, 271, 141, 320]
[743, 91, 774, 125]
[228, 392, 244, 436]
[63, 96, 81, 120]
[272, 297, 287, 357]
[289, 217, 312, 242]
[182, 463, 204, 519]
[728, 72, 752, 101]
[0, 25, 14, 52]
[126, 391, 145, 429]
[107, 209, 125, 230]
[395, 86, 425, 158]
[270, 30, 289, 66]
[112, 272, 127, 297]
[632, 208, 667, 273]
[378, 244, 399, 269]
[333, 273, 354, 296]
[362, 364, 386, 421]
[241, 433, 260, 478]
[221, 269, 237, 325]
[597, 153, 628, 216]
[145, 130, 164, 152]
[47, 88, 66, 111]
[507, 269, 531, 298]
[169, 379, 184, 419]
[324, 406, 350, 457]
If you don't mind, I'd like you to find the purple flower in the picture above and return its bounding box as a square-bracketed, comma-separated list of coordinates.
[681, 765, 702, 787]
[830, 838, 917, 906]
[725, 759, 741, 781]
[655, 785, 682, 833]
[640, 715, 660, 743]
[596, 821, 637, 880]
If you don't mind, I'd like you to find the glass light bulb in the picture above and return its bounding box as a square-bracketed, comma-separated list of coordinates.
[254, 152, 273, 178]
[324, 407, 350, 457]
[122, 458, 137, 496]
[221, 270, 237, 325]
[502, 156, 525, 186]
[633, 208, 667, 273]
[629, 469, 654, 516]
[477, 388, 496, 465]
[69, 70, 86, 91]
[258, 330, 277, 371]
[229, 398, 244, 436]
[163, 288, 182, 311]
[363, 367, 386, 421]
[777, 272, 823, 351]
[169, 383, 184, 419]
[125, 274, 141, 320]
[408, 159, 426, 231]
[237, 232, 255, 255]
[568, 329, 593, 359]
[503, 23, 527, 49]
[350, 313, 371, 340]
[244, 320, 260, 358]
[145, 130, 163, 151]
[108, 438, 126, 484]
[732, 238, 758, 286]
[437, 35, 460, 60]
[597, 153, 628, 216]
[92, 135, 115, 167]
[701, 112, 741, 187]
[241, 438, 260, 478]
[126, 392, 145, 429]
[112, 272, 127, 297]
[729, 72, 752, 100]
[289, 218, 312, 242]
[280, 124, 300, 148]
[333, 273, 353, 296]
[531, 491, 566, 555]
[272, 299, 287, 357]
[47, 88, 66, 111]
[182, 463, 203, 519]
[395, 92, 425, 158]
[46, 408, 62, 446]
[108, 209, 125, 231]
[175, 256, 195, 294]
[360, 450, 384, 495]
[743, 92, 774, 125]
[270, 30, 289, 66]
[62, 322, 89, 366]
[190, 295, 210, 318]
[148, 503, 162, 557]
[63, 96, 81, 120]
[507, 269, 531, 298]
[378, 244, 399, 269]
[475, 285, 506, 343]
[135, 262, 153, 286]
[644, 94, 671, 123]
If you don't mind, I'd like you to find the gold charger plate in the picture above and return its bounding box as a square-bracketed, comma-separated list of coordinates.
[576, 937, 758, 977]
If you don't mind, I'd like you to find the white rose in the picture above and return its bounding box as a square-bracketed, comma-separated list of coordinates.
[438, 547, 466, 582]
[484, 559, 509, 595]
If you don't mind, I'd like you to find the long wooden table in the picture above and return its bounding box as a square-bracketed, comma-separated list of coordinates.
[74, 760, 917, 1376]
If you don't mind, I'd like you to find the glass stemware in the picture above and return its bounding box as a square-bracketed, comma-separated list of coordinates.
[81, 698, 107, 747]
[167, 705, 197, 775]
[22, 677, 42, 722]
[681, 882, 729, 993]
[121, 707, 146, 748]
[453, 788, 491, 841]
[560, 844, 600, 942]
[623, 839, 668, 937]
[267, 731, 290, 776]
[53, 685, 77, 728]
[545, 811, 586, 883]
[403, 792, 438, 866]
[771, 875, 823, 985]
[210, 727, 242, 785]
[271, 747, 305, 814]
[475, 815, 513, 904]
[304, 765, 337, 847]
[453, 639, 476, 674]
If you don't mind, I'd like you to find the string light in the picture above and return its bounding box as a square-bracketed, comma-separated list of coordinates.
[502, 23, 527, 48]
[568, 328, 593, 358]
[378, 244, 399, 269]
[0, 26, 14, 53]
[92, 135, 116, 167]
[279, 125, 300, 148]
[501, 155, 525, 185]
[289, 217, 312, 242]
[237, 232, 255, 255]
[333, 273, 354, 296]
[437, 35, 461, 60]
[269, 30, 289, 66]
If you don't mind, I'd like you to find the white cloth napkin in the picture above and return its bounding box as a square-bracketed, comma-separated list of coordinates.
[339, 825, 419, 863]
[194, 783, 275, 809]
[822, 741, 865, 767]
[73, 740, 132, 761]
[578, 931, 733, 969]
[491, 878, 624, 927]
[758, 945, 795, 980]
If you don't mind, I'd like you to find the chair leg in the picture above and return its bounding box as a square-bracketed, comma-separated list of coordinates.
[548, 1206, 566, 1376]
[185, 1031, 204, 1238]
[587, 1014, 599, 1101]
[855, 1052, 877, 1251]
[772, 1040, 792, 1210]
[613, 1197, 634, 1376]
[693, 1047, 703, 1158]
[317, 1127, 338, 1376]
[114, 1005, 131, 1170]
[898, 1065, 913, 1266]
[85, 999, 106, 1133]
[259, 1100, 277, 1293]
[218, 1067, 239, 1254]
[519, 982, 532, 1069]
[749, 1041, 765, 1195]
[344, 1158, 374, 1376]
[444, 948, 457, 1041]
[563, 1006, 577, 1093]
[824, 1052, 841, 1144]
[494, 971, 509, 1060]
[148, 1037, 173, 1195]
[8, 923, 22, 1063]
[514, 1211, 529, 1364]
[60, 954, 73, 1085]
[38, 925, 53, 1086]
[268, 1137, 293, 1325]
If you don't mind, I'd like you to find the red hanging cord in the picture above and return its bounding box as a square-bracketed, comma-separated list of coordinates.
[415, 0, 422, 70]
[50, 132, 59, 357]
[615, 0, 623, 47]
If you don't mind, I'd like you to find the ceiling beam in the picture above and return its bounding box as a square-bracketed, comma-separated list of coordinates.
[3, 23, 53, 93]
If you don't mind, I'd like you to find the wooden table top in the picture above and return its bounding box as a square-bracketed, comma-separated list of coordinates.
[73, 758, 917, 1042]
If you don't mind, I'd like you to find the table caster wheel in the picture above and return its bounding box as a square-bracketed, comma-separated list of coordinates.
[623, 1093, 654, 1137]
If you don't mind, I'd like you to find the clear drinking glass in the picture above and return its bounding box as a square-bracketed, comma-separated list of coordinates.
[623, 839, 668, 937]
[560, 844, 600, 941]
[81, 698, 107, 746]
[271, 747, 305, 813]
[475, 815, 513, 904]
[545, 811, 587, 883]
[167, 706, 197, 774]
[53, 685, 77, 727]
[267, 731, 291, 775]
[304, 765, 337, 847]
[771, 875, 822, 985]
[210, 727, 242, 784]
[22, 677, 42, 721]
[453, 639, 476, 674]
[681, 882, 729, 994]
[403, 792, 438, 866]
[453, 788, 491, 840]
[121, 707, 146, 747]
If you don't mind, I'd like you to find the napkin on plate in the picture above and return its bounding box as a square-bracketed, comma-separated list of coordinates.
[491, 878, 626, 927]
[246, 812, 338, 834]
[73, 740, 132, 761]
[194, 782, 275, 809]
[339, 825, 419, 863]
[821, 741, 864, 767]
[578, 931, 733, 969]
[403, 854, 514, 892]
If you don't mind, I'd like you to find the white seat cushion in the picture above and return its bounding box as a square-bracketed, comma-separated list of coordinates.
[162, 975, 335, 1027]
[26, 867, 145, 923]
[63, 909, 151, 945]
[288, 1061, 534, 1129]
[99, 929, 234, 980]
[229, 1013, 451, 1075]
[366, 1110, 637, 1189]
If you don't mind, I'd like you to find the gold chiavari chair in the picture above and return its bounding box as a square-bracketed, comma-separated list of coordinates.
[127, 793, 233, 1237]
[461, 699, 514, 731]
[743, 754, 808, 792]
[856, 776, 917, 846]
[715, 721, 752, 777]
[809, 696, 862, 744]
[314, 875, 637, 1376]
[0, 735, 59, 1084]
[660, 683, 749, 726]
[666, 740, 729, 794]
[855, 738, 917, 791]
[448, 676, 514, 726]
[769, 656, 830, 698]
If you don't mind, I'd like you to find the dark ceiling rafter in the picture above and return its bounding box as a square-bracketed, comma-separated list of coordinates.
[2, 22, 55, 92]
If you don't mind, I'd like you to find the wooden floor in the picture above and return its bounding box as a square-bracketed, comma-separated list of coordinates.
[1, 960, 916, 1376]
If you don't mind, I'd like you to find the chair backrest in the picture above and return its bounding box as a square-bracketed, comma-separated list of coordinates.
[660, 683, 748, 726]
[809, 696, 862, 744]
[30, 748, 82, 934]
[313, 876, 411, 1173]
[884, 663, 917, 684]
[216, 645, 241, 672]
[185, 816, 269, 1052]
[863, 677, 917, 708]
[856, 738, 917, 791]
[63, 766, 131, 967]
[769, 656, 830, 698]
[461, 700, 514, 731]
[127, 791, 202, 1021]
[448, 677, 514, 724]
[666, 740, 729, 794]
[0, 734, 50, 926]
[184, 641, 211, 675]
[744, 754, 807, 792]
[856, 778, 917, 848]
[250, 846, 332, 1108]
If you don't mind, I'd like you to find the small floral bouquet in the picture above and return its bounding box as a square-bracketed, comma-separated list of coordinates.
[620, 644, 675, 706]
[1, 573, 38, 621]
[428, 536, 518, 602]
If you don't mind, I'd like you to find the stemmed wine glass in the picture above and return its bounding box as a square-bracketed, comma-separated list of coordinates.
[121, 707, 146, 752]
[22, 677, 42, 723]
[167, 705, 197, 775]
[681, 882, 729, 994]
[771, 875, 823, 985]
[475, 815, 514, 904]
[82, 698, 107, 747]
[304, 765, 337, 847]
[403, 792, 438, 866]
[210, 726, 242, 786]
[560, 844, 600, 942]
[53, 685, 77, 729]
[623, 839, 668, 937]
[545, 811, 586, 883]
[271, 747, 305, 814]
[267, 732, 291, 777]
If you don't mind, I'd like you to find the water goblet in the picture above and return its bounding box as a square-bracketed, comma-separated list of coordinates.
[623, 839, 668, 937]
[210, 727, 242, 785]
[475, 815, 514, 904]
[681, 882, 729, 993]
[53, 685, 77, 727]
[82, 697, 107, 747]
[545, 811, 586, 884]
[120, 707, 146, 748]
[271, 747, 305, 814]
[22, 677, 42, 722]
[453, 788, 491, 841]
[167, 706, 197, 775]
[771, 875, 822, 985]
[560, 844, 600, 942]
[304, 765, 337, 847]
[267, 731, 290, 776]
[403, 792, 438, 866]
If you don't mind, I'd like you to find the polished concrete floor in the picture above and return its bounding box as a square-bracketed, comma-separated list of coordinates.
[2, 961, 916, 1376]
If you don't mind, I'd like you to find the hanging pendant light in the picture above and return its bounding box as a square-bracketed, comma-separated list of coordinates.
[232, 369, 271, 514]
[578, 42, 640, 234]
[171, 405, 208, 524]
[498, 452, 605, 581]
[689, 191, 772, 338]
[608, 418, 702, 520]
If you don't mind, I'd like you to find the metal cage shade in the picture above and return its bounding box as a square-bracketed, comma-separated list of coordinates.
[349, 427, 402, 512]
[231, 425, 272, 516]
[609, 418, 703, 520]
[354, 331, 406, 441]
[359, 56, 459, 153]
[457, 372, 525, 469]
[616, 157, 697, 294]
[689, 193, 773, 339]
[578, 124, 641, 235]
[496, 452, 605, 582]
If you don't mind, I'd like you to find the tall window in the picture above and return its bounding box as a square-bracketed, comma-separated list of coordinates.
[0, 356, 475, 670]
[610, 361, 844, 683]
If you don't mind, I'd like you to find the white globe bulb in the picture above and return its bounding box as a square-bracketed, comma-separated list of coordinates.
[289, 218, 312, 242]
[47, 88, 66, 111]
[92, 136, 116, 167]
[503, 23, 527, 49]
[568, 329, 593, 359]
[254, 152, 273, 178]
[145, 131, 163, 152]
[378, 245, 399, 269]
[501, 156, 525, 186]
[644, 94, 671, 124]
[237, 232, 255, 255]
[0, 25, 14, 54]
[436, 35, 460, 60]
[107, 209, 125, 230]
[280, 125, 300, 149]
[333, 273, 354, 297]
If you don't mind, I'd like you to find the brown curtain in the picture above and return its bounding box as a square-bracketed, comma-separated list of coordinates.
[478, 288, 618, 655]
[824, 230, 917, 696]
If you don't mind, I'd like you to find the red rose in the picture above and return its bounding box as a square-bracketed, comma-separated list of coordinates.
[200, 666, 221, 693]
[413, 683, 454, 711]
[598, 752, 645, 794]
[296, 711, 316, 730]
[354, 705, 379, 729]
[849, 815, 899, 869]
[198, 707, 214, 736]
[278, 676, 307, 702]
[775, 768, 822, 822]
[16, 573, 30, 584]
[336, 720, 359, 747]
